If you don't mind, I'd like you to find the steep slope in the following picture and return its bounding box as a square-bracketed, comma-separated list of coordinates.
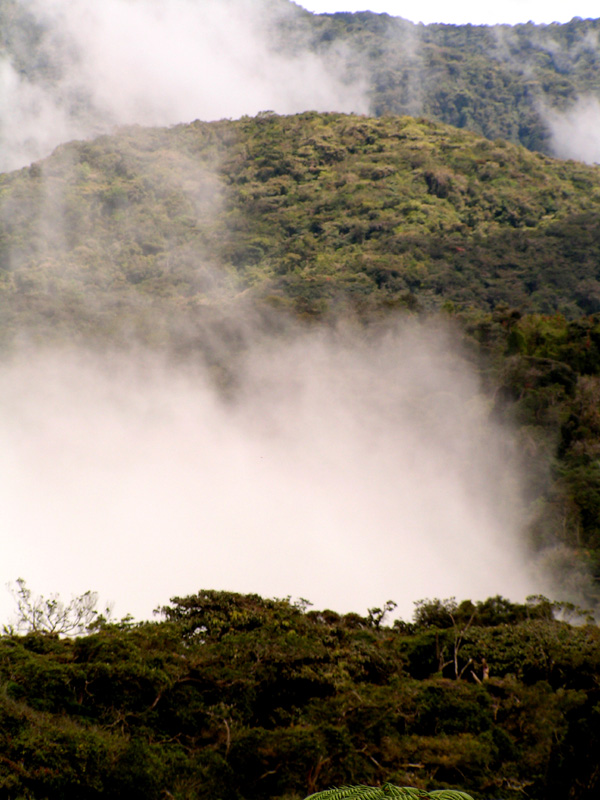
[3, 112, 600, 590]
[2, 111, 600, 349]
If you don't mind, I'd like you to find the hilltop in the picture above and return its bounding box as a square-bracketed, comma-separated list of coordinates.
[2, 111, 600, 350]
[2, 0, 600, 160]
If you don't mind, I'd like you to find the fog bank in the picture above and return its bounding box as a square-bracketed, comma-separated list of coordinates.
[1, 324, 551, 624]
[0, 0, 367, 172]
[546, 95, 600, 164]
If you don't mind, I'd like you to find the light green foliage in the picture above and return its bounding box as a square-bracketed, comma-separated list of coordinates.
[2, 111, 600, 346]
[305, 783, 474, 800]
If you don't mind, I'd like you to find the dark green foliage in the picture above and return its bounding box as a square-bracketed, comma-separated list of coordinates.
[0, 593, 598, 799]
[158, 589, 307, 640]
[282, 11, 600, 153]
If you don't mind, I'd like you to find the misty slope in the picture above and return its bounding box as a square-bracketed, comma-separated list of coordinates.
[298, 12, 600, 155]
[2, 111, 600, 348]
[2, 0, 600, 166]
[3, 112, 600, 596]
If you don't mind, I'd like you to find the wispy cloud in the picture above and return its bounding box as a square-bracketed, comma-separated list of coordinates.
[544, 95, 600, 163]
[0, 0, 368, 171]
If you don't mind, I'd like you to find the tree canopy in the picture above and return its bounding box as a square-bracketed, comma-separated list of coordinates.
[0, 590, 598, 799]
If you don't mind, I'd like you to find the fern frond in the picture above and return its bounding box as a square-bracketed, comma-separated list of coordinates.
[305, 785, 474, 800]
[355, 788, 388, 800]
[306, 785, 381, 800]
[382, 785, 426, 798]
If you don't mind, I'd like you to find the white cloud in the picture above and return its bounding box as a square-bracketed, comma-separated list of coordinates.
[545, 95, 600, 164]
[0, 324, 550, 625]
[0, 0, 368, 172]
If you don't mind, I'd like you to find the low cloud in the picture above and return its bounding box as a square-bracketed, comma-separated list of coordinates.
[0, 322, 552, 624]
[0, 0, 368, 172]
[489, 22, 600, 161]
[545, 95, 600, 164]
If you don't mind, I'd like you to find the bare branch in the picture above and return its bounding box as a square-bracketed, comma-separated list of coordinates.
[5, 578, 108, 636]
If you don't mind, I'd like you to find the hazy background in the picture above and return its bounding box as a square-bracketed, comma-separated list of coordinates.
[0, 325, 550, 625]
[2, 0, 600, 174]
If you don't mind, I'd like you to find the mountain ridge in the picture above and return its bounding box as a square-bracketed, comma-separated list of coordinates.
[2, 110, 600, 348]
[2, 0, 600, 168]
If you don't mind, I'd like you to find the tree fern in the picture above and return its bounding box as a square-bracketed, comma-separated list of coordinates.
[305, 784, 474, 800]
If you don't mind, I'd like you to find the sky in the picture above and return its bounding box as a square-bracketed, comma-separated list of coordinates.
[298, 0, 600, 26]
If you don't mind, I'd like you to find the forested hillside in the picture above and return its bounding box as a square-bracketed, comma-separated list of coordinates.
[289, 11, 600, 153]
[2, 0, 600, 159]
[1, 591, 599, 800]
[2, 112, 600, 596]
[3, 5, 600, 798]
[3, 111, 600, 331]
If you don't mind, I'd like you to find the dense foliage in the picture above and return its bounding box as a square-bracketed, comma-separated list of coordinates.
[0, 591, 598, 800]
[295, 12, 600, 153]
[2, 112, 600, 337]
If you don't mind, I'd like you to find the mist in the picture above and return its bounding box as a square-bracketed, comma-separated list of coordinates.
[545, 95, 600, 164]
[1, 1, 593, 629]
[0, 0, 367, 172]
[0, 322, 552, 626]
[489, 21, 600, 164]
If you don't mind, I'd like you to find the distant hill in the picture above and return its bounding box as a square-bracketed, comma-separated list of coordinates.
[2, 0, 600, 161]
[294, 11, 600, 154]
